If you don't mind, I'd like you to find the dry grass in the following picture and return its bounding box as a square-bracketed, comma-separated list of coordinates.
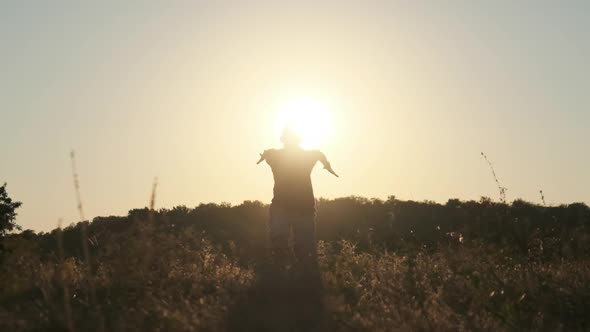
[1, 217, 589, 331]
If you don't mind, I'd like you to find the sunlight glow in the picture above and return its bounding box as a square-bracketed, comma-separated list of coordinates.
[275, 97, 333, 149]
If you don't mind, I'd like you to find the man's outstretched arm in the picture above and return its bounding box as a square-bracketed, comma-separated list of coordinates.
[317, 152, 339, 177]
[256, 149, 275, 165]
[256, 152, 265, 164]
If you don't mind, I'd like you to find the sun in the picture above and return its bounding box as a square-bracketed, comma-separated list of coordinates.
[275, 97, 333, 149]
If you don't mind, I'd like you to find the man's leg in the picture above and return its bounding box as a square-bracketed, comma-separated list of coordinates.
[292, 213, 317, 268]
[268, 206, 291, 263]
[292, 212, 323, 305]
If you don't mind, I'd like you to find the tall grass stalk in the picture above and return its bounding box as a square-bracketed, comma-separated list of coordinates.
[70, 150, 103, 331]
[56, 219, 74, 332]
[70, 150, 94, 303]
[148, 176, 158, 223]
[137, 176, 159, 283]
[481, 152, 508, 203]
[149, 177, 158, 211]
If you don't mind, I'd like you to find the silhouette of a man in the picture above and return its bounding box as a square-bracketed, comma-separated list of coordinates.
[257, 128, 338, 268]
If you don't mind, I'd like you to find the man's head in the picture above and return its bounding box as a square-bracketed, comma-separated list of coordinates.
[280, 127, 301, 147]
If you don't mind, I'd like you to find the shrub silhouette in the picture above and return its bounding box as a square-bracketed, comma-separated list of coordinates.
[0, 183, 22, 237]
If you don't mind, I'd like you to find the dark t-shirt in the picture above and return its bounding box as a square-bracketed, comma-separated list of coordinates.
[262, 148, 324, 214]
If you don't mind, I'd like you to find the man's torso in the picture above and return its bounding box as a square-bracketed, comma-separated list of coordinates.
[264, 148, 321, 214]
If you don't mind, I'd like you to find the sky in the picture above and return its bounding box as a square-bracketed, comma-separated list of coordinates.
[1, 1, 589, 231]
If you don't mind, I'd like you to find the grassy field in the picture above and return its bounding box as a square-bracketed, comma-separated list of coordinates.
[1, 197, 589, 331]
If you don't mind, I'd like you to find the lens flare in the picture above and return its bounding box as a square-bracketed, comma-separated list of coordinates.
[275, 97, 333, 149]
